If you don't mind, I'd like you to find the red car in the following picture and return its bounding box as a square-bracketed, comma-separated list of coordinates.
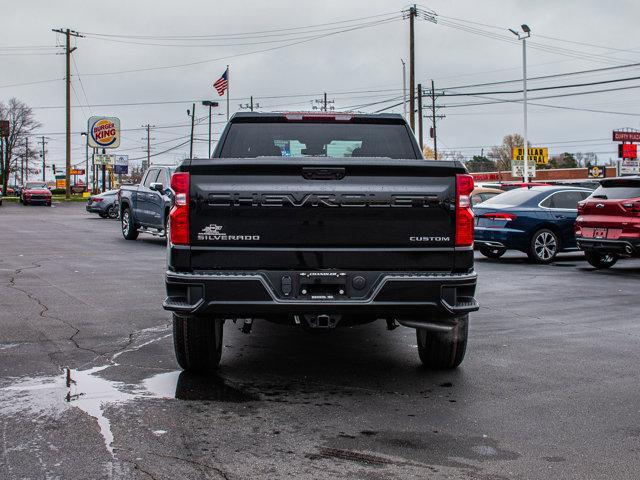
[575, 176, 640, 268]
[20, 181, 52, 206]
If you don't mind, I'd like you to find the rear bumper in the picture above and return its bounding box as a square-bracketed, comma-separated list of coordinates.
[24, 197, 51, 204]
[163, 270, 478, 321]
[474, 226, 527, 251]
[576, 237, 640, 256]
[86, 204, 107, 213]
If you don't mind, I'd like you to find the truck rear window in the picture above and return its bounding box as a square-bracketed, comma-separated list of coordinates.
[218, 122, 419, 159]
[591, 180, 640, 199]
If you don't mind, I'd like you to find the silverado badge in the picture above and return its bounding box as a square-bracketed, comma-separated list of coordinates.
[198, 224, 260, 241]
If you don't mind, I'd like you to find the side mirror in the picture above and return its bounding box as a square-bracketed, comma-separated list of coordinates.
[149, 182, 164, 192]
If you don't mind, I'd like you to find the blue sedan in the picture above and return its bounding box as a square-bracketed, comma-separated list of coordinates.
[474, 186, 592, 263]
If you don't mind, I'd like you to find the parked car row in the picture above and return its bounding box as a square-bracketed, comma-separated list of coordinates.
[473, 177, 640, 268]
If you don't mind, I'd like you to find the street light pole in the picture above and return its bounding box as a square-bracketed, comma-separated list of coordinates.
[202, 101, 219, 158]
[510, 24, 531, 182]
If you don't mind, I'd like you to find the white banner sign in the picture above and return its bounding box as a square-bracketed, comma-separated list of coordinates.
[95, 154, 116, 166]
[511, 160, 536, 178]
[620, 158, 640, 176]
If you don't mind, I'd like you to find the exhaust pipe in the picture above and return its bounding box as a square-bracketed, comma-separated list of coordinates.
[625, 244, 633, 254]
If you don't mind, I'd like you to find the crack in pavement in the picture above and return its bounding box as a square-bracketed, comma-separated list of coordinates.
[7, 263, 101, 357]
[150, 452, 231, 480]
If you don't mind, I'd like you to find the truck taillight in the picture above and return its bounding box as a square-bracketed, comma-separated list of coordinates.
[170, 172, 190, 245]
[577, 201, 585, 215]
[455, 174, 475, 247]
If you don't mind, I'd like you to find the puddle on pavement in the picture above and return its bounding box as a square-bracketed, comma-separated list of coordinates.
[0, 327, 257, 458]
[144, 370, 258, 402]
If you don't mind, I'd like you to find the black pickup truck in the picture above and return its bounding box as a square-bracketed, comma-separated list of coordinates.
[163, 112, 478, 371]
[118, 166, 174, 240]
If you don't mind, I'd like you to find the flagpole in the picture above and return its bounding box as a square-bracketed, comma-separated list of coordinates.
[226, 64, 230, 121]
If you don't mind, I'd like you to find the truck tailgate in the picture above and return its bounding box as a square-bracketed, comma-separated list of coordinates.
[187, 158, 466, 271]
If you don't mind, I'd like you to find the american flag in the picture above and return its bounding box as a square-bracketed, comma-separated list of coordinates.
[213, 68, 228, 96]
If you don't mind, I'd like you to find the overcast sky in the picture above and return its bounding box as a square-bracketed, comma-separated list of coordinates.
[2, 0, 639, 177]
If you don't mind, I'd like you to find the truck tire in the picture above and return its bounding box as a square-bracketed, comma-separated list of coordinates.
[121, 207, 139, 240]
[527, 228, 559, 264]
[479, 246, 506, 259]
[585, 252, 618, 269]
[416, 315, 468, 369]
[173, 313, 223, 372]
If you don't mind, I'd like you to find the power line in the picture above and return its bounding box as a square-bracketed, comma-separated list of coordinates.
[80, 11, 398, 40]
[435, 62, 640, 92]
[0, 78, 64, 89]
[81, 16, 401, 48]
[439, 74, 640, 97]
[80, 17, 400, 77]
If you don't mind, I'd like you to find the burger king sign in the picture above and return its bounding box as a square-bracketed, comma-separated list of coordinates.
[88, 116, 121, 149]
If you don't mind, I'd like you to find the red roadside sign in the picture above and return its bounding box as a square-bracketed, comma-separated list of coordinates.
[612, 130, 640, 142]
[0, 120, 9, 137]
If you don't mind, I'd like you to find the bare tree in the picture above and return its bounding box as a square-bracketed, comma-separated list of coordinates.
[584, 151, 599, 166]
[0, 98, 41, 193]
[488, 133, 526, 172]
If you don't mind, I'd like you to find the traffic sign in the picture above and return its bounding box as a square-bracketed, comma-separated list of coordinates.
[512, 147, 548, 165]
[0, 120, 9, 137]
[69, 168, 85, 175]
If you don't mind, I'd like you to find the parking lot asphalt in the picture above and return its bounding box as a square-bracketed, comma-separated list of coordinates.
[1, 201, 639, 480]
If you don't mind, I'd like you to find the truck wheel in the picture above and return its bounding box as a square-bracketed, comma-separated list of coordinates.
[416, 315, 468, 369]
[527, 229, 559, 264]
[479, 246, 506, 259]
[173, 313, 223, 372]
[121, 207, 139, 240]
[585, 252, 618, 269]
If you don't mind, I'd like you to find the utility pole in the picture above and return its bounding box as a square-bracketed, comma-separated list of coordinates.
[408, 5, 417, 131]
[141, 124, 155, 170]
[401, 59, 407, 120]
[38, 136, 47, 182]
[52, 28, 83, 200]
[312, 94, 334, 112]
[239, 97, 259, 112]
[417, 83, 423, 150]
[427, 79, 446, 160]
[188, 104, 196, 159]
